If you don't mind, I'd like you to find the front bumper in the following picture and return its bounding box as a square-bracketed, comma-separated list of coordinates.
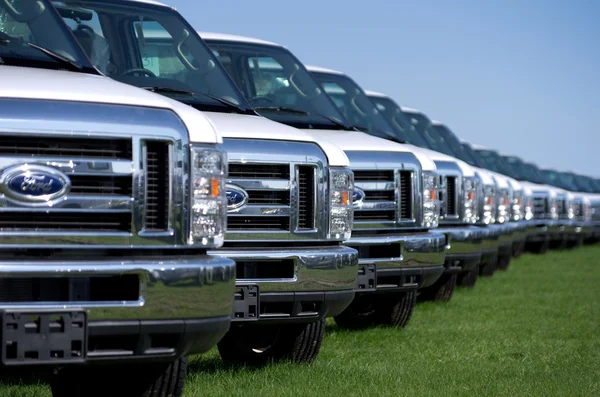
[211, 245, 359, 324]
[526, 219, 561, 243]
[346, 231, 446, 293]
[0, 255, 236, 364]
[436, 225, 484, 273]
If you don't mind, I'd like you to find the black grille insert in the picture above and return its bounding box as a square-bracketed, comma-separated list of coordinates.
[227, 216, 289, 230]
[354, 210, 395, 221]
[229, 164, 290, 179]
[0, 136, 132, 159]
[354, 170, 394, 181]
[0, 275, 139, 303]
[236, 260, 295, 279]
[0, 212, 131, 232]
[248, 190, 290, 205]
[69, 175, 132, 196]
[364, 191, 395, 202]
[399, 171, 412, 220]
[446, 176, 457, 216]
[145, 141, 170, 231]
[297, 166, 315, 229]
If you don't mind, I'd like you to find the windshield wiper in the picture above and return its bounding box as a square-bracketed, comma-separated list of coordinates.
[142, 86, 194, 95]
[24, 42, 82, 71]
[142, 87, 250, 114]
[254, 106, 309, 115]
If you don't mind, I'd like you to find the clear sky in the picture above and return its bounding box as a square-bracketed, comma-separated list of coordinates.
[166, 0, 599, 177]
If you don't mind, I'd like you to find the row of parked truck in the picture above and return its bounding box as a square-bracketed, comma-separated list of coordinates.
[0, 0, 598, 396]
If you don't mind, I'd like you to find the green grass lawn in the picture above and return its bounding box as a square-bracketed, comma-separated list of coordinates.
[2, 245, 600, 396]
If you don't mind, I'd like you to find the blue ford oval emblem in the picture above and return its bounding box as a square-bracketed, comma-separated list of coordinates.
[0, 165, 70, 204]
[226, 185, 249, 210]
[352, 187, 366, 204]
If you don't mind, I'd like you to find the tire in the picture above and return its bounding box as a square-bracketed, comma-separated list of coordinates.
[527, 240, 550, 254]
[566, 237, 583, 249]
[419, 274, 457, 302]
[217, 320, 325, 366]
[51, 357, 187, 397]
[480, 257, 497, 277]
[334, 291, 416, 329]
[457, 267, 478, 288]
[497, 254, 511, 271]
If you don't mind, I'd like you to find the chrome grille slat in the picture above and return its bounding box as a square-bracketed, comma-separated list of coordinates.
[533, 196, 548, 218]
[0, 136, 132, 159]
[229, 164, 290, 179]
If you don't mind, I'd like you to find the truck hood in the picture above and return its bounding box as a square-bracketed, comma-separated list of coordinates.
[471, 167, 496, 186]
[405, 146, 473, 176]
[303, 129, 435, 171]
[487, 170, 511, 189]
[0, 66, 220, 144]
[519, 181, 562, 198]
[201, 112, 350, 167]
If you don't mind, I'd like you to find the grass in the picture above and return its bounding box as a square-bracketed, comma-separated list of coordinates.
[2, 245, 600, 396]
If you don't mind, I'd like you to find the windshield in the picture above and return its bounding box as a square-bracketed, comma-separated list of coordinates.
[310, 71, 397, 139]
[204, 40, 352, 130]
[475, 150, 503, 173]
[417, 124, 456, 157]
[521, 162, 547, 185]
[368, 95, 430, 147]
[0, 0, 94, 72]
[459, 143, 483, 168]
[541, 170, 576, 190]
[54, 0, 254, 114]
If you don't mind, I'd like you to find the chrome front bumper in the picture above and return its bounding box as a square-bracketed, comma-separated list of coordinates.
[0, 255, 236, 321]
[436, 225, 484, 272]
[346, 231, 446, 291]
[211, 245, 359, 323]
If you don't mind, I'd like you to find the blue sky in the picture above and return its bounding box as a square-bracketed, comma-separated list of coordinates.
[166, 0, 599, 176]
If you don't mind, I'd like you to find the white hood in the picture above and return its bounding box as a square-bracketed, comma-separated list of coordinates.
[488, 170, 511, 189]
[0, 66, 220, 144]
[471, 166, 496, 186]
[405, 146, 473, 175]
[303, 129, 435, 171]
[201, 112, 350, 167]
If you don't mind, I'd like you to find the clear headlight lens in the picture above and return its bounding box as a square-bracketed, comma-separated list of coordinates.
[189, 145, 227, 247]
[549, 197, 558, 220]
[481, 184, 496, 225]
[329, 167, 354, 240]
[524, 194, 534, 220]
[422, 171, 439, 228]
[496, 188, 511, 224]
[511, 190, 523, 222]
[462, 177, 477, 224]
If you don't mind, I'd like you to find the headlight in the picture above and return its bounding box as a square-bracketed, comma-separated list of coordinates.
[567, 198, 575, 220]
[329, 167, 354, 240]
[549, 198, 558, 220]
[462, 177, 477, 224]
[422, 171, 439, 228]
[496, 188, 511, 224]
[481, 184, 496, 225]
[524, 194, 534, 220]
[189, 145, 227, 247]
[511, 190, 523, 222]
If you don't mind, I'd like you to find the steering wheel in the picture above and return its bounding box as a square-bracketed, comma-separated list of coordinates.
[251, 96, 273, 107]
[121, 68, 157, 78]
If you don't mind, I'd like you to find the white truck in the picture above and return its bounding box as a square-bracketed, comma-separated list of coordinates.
[55, 0, 359, 366]
[0, 1, 236, 396]
[200, 33, 451, 327]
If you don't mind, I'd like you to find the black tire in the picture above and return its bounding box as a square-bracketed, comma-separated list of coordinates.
[457, 267, 478, 288]
[334, 291, 416, 329]
[527, 240, 550, 254]
[217, 320, 325, 366]
[51, 357, 187, 397]
[480, 257, 497, 277]
[549, 238, 567, 250]
[497, 254, 511, 271]
[419, 274, 457, 302]
[566, 237, 583, 249]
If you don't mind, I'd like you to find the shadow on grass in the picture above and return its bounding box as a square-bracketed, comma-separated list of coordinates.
[188, 355, 284, 375]
[0, 367, 52, 388]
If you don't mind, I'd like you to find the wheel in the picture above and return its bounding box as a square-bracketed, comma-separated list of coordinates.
[51, 357, 187, 397]
[457, 267, 478, 288]
[566, 237, 583, 249]
[334, 291, 416, 329]
[419, 274, 457, 302]
[550, 238, 568, 250]
[527, 240, 550, 254]
[512, 242, 524, 258]
[497, 254, 511, 271]
[480, 257, 497, 277]
[217, 320, 325, 366]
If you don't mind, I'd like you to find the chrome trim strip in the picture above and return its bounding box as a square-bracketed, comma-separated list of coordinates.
[0, 158, 133, 176]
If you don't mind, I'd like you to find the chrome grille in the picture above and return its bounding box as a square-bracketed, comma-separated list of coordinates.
[145, 141, 170, 231]
[446, 176, 457, 216]
[0, 98, 190, 247]
[222, 139, 328, 242]
[533, 196, 549, 218]
[297, 165, 316, 230]
[399, 171, 413, 220]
